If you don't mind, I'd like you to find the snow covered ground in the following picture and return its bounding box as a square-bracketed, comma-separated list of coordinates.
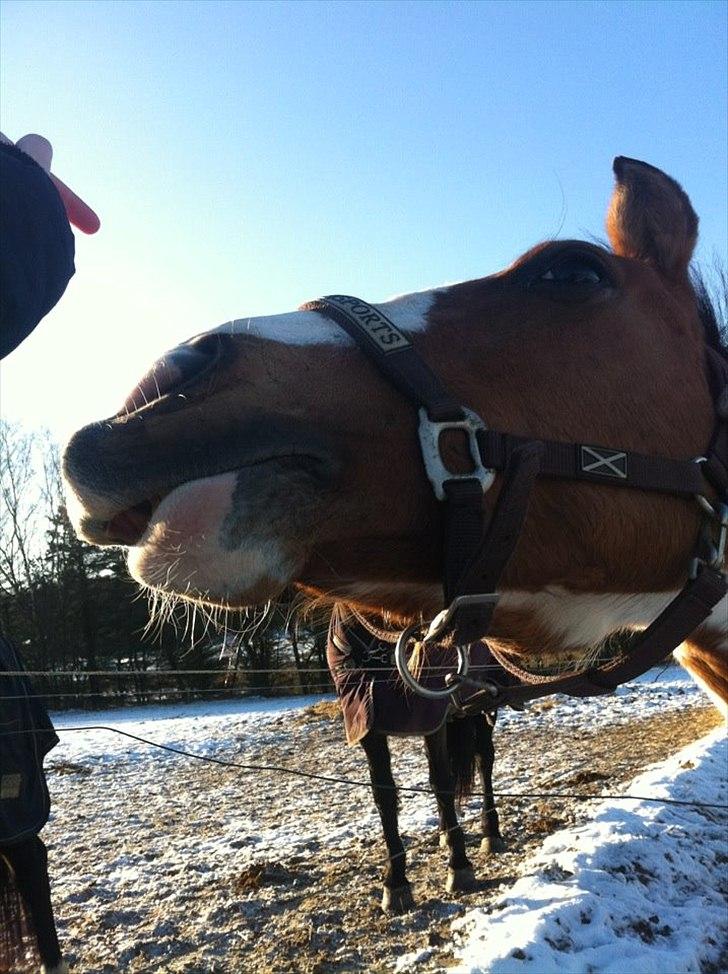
[449, 726, 728, 974]
[40, 667, 726, 973]
[49, 666, 704, 765]
[51, 694, 331, 764]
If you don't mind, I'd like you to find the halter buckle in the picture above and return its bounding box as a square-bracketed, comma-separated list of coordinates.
[418, 407, 495, 502]
[423, 593, 500, 644]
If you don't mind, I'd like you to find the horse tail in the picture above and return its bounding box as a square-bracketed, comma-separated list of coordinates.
[0, 851, 30, 971]
[446, 716, 477, 802]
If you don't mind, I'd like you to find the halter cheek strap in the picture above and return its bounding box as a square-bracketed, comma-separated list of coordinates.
[309, 294, 728, 709]
[301, 294, 543, 644]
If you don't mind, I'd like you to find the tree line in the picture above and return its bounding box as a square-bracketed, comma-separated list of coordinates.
[0, 422, 332, 710]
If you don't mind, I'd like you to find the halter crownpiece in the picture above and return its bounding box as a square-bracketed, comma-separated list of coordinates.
[310, 295, 728, 710]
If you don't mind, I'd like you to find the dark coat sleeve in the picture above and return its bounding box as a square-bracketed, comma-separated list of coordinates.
[0, 141, 75, 360]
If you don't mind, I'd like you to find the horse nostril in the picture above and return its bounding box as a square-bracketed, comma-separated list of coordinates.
[168, 332, 228, 391]
[169, 340, 219, 385]
[121, 333, 224, 414]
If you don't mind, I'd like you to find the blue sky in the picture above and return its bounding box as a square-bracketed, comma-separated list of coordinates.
[1, 0, 726, 438]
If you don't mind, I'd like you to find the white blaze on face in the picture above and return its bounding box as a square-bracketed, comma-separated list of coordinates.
[211, 288, 441, 346]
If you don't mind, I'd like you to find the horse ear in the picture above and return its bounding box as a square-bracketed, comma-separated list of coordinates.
[606, 156, 698, 280]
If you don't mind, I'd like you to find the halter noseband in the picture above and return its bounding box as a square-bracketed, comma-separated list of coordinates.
[305, 294, 728, 710]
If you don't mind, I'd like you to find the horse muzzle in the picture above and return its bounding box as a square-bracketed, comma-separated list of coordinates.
[62, 411, 342, 547]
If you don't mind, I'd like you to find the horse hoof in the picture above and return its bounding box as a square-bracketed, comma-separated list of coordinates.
[381, 883, 415, 913]
[439, 831, 449, 849]
[480, 835, 507, 855]
[446, 865, 476, 893]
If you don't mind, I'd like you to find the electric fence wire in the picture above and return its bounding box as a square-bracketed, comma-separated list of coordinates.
[4, 724, 727, 812]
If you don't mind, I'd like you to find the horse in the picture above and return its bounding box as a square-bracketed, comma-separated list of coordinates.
[328, 606, 512, 911]
[61, 156, 727, 890]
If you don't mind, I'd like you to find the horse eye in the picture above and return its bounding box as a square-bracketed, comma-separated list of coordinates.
[539, 258, 604, 286]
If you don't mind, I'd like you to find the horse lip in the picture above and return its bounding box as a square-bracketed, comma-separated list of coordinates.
[105, 499, 160, 546]
[77, 450, 340, 547]
[71, 499, 159, 547]
[63, 414, 343, 544]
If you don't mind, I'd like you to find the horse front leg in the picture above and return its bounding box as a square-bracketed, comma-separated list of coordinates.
[3, 835, 67, 974]
[424, 724, 475, 894]
[359, 731, 414, 913]
[474, 712, 506, 854]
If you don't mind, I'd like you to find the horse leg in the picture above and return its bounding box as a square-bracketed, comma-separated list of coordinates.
[675, 626, 728, 719]
[424, 724, 475, 893]
[474, 712, 506, 854]
[3, 835, 67, 974]
[359, 731, 414, 913]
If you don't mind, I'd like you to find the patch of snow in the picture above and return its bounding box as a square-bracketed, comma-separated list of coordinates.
[394, 947, 433, 971]
[451, 726, 728, 974]
[50, 694, 333, 763]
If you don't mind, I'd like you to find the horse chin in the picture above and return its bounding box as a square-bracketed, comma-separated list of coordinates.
[124, 468, 312, 608]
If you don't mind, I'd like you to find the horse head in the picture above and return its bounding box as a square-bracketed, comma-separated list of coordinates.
[63, 157, 726, 664]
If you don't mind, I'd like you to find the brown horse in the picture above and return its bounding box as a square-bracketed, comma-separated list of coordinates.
[62, 156, 727, 712]
[329, 608, 514, 909]
[60, 155, 727, 918]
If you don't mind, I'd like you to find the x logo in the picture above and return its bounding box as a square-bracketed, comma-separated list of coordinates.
[580, 445, 628, 479]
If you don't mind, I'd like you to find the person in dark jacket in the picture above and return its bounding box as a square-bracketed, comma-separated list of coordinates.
[1, 131, 99, 974]
[0, 637, 63, 973]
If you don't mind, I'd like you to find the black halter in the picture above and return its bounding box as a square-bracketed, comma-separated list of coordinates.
[305, 294, 728, 709]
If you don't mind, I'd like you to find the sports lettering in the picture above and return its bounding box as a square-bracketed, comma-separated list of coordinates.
[325, 295, 412, 354]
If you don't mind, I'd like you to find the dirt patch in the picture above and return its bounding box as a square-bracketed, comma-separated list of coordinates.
[233, 861, 304, 894]
[50, 761, 92, 776]
[293, 700, 343, 725]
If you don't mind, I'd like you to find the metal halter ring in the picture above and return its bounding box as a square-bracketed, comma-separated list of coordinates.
[394, 624, 469, 699]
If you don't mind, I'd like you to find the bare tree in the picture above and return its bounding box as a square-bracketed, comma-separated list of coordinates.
[0, 422, 49, 654]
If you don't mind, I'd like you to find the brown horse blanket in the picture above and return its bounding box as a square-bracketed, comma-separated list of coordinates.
[327, 607, 504, 745]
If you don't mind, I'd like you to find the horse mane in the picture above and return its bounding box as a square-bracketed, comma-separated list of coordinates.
[691, 264, 728, 362]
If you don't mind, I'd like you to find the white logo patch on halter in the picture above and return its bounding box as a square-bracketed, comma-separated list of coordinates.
[323, 295, 413, 354]
[580, 445, 628, 479]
